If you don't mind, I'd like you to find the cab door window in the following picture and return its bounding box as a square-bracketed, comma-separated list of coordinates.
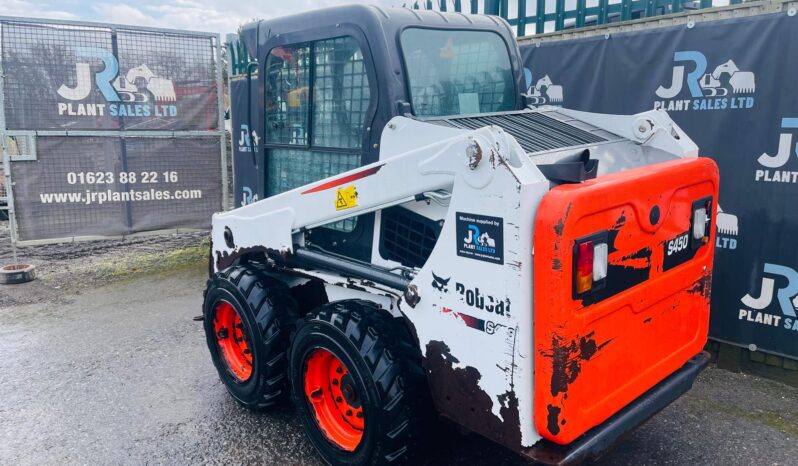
[263, 36, 372, 233]
[313, 37, 371, 149]
[264, 44, 310, 145]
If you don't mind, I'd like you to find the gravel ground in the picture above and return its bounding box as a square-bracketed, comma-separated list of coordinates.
[0, 228, 797, 466]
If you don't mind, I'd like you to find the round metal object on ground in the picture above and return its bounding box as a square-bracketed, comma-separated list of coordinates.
[303, 348, 364, 451]
[0, 263, 36, 284]
[212, 300, 253, 383]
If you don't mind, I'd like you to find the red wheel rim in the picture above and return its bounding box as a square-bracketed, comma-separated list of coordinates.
[304, 348, 364, 451]
[212, 301, 252, 382]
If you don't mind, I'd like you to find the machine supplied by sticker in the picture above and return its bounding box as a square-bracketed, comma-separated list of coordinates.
[455, 212, 504, 264]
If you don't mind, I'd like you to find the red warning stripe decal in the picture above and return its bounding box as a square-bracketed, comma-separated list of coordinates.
[301, 165, 382, 194]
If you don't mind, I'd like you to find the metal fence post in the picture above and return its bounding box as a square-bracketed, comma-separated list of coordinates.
[517, 0, 528, 36]
[536, 0, 546, 33]
[226, 33, 239, 211]
[0, 20, 18, 246]
[621, 0, 633, 21]
[576, 0, 587, 27]
[485, 0, 500, 15]
[599, 0, 610, 24]
[555, 0, 566, 30]
[215, 33, 229, 212]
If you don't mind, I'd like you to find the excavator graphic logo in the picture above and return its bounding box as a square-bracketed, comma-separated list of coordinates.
[654, 51, 755, 112]
[112, 64, 176, 103]
[715, 205, 738, 250]
[57, 47, 176, 103]
[524, 69, 563, 106]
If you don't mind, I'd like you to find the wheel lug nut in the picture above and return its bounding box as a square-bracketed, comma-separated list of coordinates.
[336, 367, 343, 374]
[356, 412, 363, 418]
[346, 410, 352, 416]
[332, 379, 339, 386]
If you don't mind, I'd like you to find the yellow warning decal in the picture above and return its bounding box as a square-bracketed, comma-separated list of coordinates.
[335, 185, 358, 211]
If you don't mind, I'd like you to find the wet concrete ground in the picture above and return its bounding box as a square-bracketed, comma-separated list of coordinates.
[1, 264, 796, 466]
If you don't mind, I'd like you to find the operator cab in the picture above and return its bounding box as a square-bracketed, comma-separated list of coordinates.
[239, 5, 525, 262]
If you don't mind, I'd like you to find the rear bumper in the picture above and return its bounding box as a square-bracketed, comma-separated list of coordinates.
[522, 351, 711, 465]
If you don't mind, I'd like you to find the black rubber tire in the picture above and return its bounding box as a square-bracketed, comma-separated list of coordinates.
[0, 263, 36, 284]
[290, 300, 429, 466]
[203, 264, 298, 409]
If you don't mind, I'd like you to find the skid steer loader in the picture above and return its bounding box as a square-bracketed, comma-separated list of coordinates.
[203, 5, 718, 465]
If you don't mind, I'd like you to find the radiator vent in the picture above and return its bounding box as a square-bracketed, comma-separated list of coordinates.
[432, 111, 607, 154]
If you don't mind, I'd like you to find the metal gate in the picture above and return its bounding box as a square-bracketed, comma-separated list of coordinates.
[408, 0, 730, 35]
[0, 17, 227, 245]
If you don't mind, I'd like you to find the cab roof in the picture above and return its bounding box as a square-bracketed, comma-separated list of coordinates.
[238, 4, 526, 143]
[239, 4, 517, 65]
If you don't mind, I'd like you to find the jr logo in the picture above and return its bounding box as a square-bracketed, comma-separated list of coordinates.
[741, 263, 798, 317]
[656, 51, 707, 99]
[463, 225, 478, 244]
[57, 47, 121, 102]
[739, 263, 798, 333]
[755, 118, 798, 183]
[654, 51, 755, 112]
[238, 124, 260, 153]
[241, 187, 259, 206]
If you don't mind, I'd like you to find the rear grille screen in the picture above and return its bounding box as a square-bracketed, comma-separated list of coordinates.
[434, 111, 607, 154]
[379, 207, 441, 269]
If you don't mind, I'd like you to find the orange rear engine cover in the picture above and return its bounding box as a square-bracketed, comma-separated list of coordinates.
[533, 157, 719, 444]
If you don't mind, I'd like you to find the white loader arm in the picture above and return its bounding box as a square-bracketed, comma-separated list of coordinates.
[210, 116, 535, 272]
[557, 108, 698, 157]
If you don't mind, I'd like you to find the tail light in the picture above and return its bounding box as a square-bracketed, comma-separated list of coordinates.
[573, 231, 608, 297]
[575, 242, 593, 294]
[691, 196, 713, 249]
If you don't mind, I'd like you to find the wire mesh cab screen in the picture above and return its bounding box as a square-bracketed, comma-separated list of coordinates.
[400, 28, 516, 117]
[263, 36, 372, 232]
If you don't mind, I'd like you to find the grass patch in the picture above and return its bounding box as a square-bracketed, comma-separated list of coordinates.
[754, 411, 798, 437]
[684, 393, 798, 436]
[95, 238, 209, 280]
